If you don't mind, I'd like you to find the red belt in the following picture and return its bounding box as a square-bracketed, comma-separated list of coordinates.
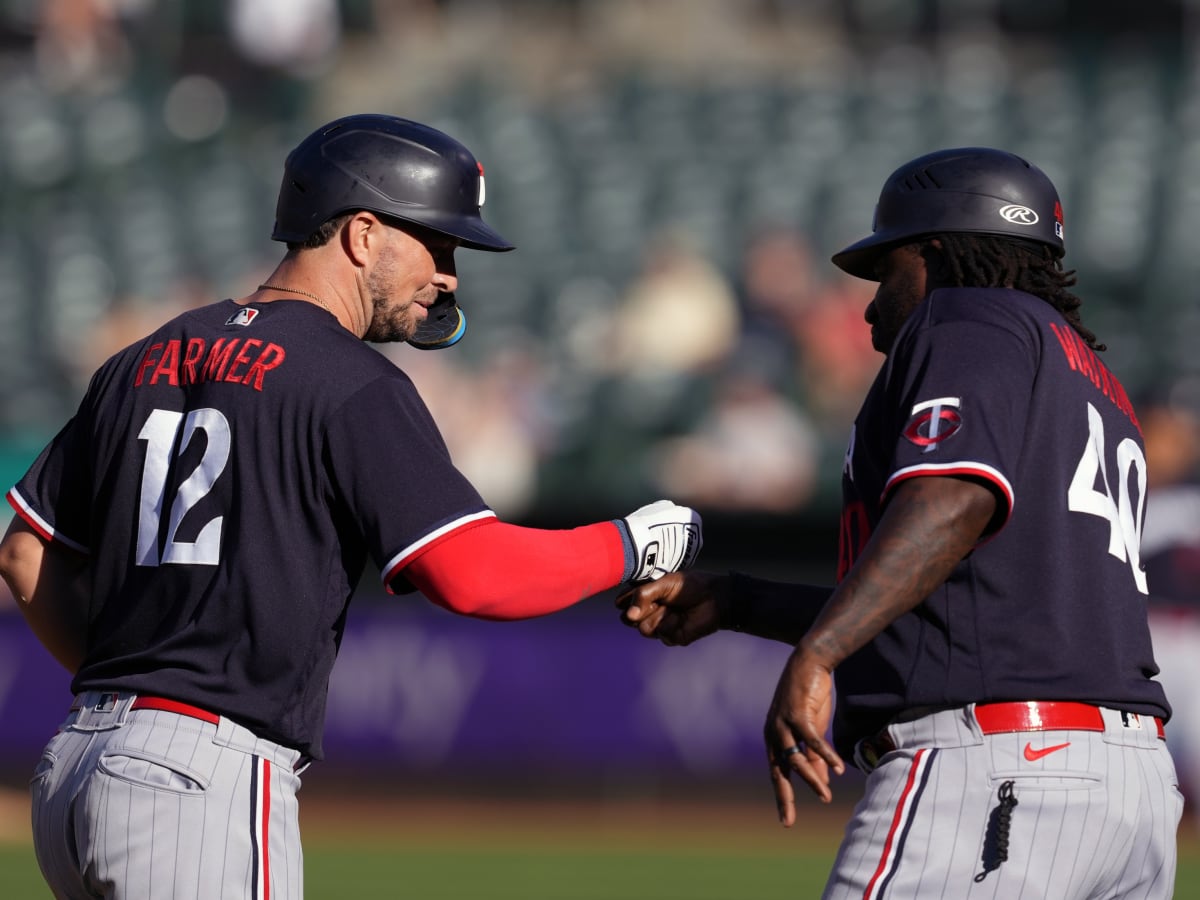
[974, 701, 1165, 740]
[131, 696, 220, 725]
[855, 701, 1166, 773]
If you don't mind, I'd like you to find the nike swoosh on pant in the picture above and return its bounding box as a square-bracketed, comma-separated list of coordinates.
[1023, 740, 1071, 761]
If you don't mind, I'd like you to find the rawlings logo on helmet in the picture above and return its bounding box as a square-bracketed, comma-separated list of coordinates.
[998, 204, 1039, 226]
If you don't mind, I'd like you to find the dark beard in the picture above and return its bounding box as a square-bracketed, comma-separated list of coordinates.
[364, 294, 416, 343]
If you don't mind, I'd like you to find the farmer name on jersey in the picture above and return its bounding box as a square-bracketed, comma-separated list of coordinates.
[134, 338, 286, 392]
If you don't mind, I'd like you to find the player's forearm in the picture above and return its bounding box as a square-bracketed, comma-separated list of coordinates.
[404, 519, 627, 619]
[720, 572, 831, 644]
[798, 476, 996, 668]
[0, 519, 88, 672]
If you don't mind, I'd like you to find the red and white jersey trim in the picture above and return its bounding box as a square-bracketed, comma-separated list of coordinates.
[884, 461, 1014, 519]
[380, 509, 497, 586]
[6, 488, 88, 553]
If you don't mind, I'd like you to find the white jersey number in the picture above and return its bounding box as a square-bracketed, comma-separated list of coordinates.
[1067, 401, 1148, 593]
[136, 407, 229, 566]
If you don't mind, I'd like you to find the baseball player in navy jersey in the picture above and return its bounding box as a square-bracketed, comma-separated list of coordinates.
[0, 113, 702, 900]
[620, 148, 1182, 898]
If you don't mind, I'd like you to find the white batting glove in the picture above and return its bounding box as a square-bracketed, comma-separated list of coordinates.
[617, 500, 703, 582]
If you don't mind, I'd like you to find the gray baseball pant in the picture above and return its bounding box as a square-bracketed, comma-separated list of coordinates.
[823, 704, 1182, 899]
[29, 691, 305, 900]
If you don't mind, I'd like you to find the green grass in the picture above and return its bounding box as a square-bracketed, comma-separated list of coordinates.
[305, 846, 831, 900]
[3, 813, 1198, 899]
[0, 846, 49, 900]
[0, 843, 835, 900]
[5, 842, 1200, 899]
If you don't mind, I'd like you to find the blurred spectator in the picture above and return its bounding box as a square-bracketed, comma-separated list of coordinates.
[1140, 376, 1200, 820]
[737, 224, 819, 363]
[789, 269, 879, 434]
[608, 227, 740, 382]
[736, 226, 878, 441]
[227, 0, 341, 77]
[33, 0, 133, 92]
[395, 346, 547, 520]
[648, 351, 820, 513]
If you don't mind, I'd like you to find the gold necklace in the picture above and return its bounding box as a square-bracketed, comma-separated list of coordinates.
[258, 283, 336, 317]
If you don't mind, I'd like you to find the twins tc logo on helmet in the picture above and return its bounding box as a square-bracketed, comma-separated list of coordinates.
[903, 397, 963, 452]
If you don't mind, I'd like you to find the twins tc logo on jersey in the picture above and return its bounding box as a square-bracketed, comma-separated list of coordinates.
[903, 396, 963, 452]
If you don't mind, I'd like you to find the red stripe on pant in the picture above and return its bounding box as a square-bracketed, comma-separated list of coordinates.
[863, 748, 934, 900]
[252, 757, 272, 900]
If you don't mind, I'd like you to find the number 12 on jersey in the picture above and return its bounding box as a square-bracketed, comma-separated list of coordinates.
[136, 407, 229, 567]
[1067, 401, 1148, 594]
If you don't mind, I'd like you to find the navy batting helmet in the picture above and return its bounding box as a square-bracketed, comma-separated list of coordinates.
[271, 113, 514, 252]
[832, 147, 1065, 280]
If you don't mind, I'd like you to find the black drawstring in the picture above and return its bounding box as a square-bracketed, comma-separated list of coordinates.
[975, 779, 1018, 882]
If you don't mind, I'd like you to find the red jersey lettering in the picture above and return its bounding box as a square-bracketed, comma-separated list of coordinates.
[241, 343, 286, 391]
[202, 339, 240, 382]
[224, 339, 262, 384]
[182, 338, 207, 384]
[151, 340, 182, 386]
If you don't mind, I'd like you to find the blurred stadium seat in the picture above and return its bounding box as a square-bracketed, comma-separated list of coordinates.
[0, 1, 1195, 518]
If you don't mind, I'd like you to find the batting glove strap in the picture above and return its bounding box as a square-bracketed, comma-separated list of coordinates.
[616, 500, 703, 582]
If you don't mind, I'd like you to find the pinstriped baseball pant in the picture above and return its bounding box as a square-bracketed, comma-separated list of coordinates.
[824, 705, 1183, 899]
[29, 692, 305, 900]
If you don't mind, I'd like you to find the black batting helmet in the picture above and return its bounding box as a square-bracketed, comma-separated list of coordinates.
[832, 147, 1065, 280]
[271, 113, 514, 252]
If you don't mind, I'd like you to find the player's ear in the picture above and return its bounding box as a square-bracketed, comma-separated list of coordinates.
[919, 239, 952, 286]
[340, 212, 379, 267]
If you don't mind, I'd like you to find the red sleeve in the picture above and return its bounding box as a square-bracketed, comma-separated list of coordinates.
[402, 519, 628, 620]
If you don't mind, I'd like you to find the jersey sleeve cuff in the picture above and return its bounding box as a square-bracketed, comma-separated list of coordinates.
[6, 488, 89, 553]
[884, 462, 1015, 533]
[380, 509, 497, 592]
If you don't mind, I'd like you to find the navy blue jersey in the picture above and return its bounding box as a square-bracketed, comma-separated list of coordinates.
[833, 286, 1169, 756]
[8, 300, 491, 757]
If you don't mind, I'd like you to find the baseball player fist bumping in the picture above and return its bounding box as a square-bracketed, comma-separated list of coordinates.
[618, 500, 703, 582]
[0, 113, 710, 900]
[618, 147, 1181, 899]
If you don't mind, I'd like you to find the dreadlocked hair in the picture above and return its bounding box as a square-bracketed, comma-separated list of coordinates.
[933, 232, 1106, 352]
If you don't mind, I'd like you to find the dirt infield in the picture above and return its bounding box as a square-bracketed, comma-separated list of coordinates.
[0, 788, 26, 844]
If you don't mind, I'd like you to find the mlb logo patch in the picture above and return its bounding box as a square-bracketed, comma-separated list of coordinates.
[1120, 710, 1144, 730]
[226, 307, 260, 327]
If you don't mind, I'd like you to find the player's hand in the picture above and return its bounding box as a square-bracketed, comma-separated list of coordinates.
[618, 500, 702, 582]
[764, 649, 845, 824]
[616, 570, 725, 646]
